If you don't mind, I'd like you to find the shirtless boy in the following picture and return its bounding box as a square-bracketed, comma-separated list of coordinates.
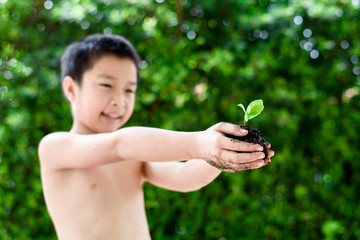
[38, 34, 274, 240]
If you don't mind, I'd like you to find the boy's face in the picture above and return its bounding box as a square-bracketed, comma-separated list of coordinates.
[68, 54, 138, 134]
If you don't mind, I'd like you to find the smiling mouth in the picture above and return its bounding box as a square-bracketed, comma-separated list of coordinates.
[101, 112, 122, 120]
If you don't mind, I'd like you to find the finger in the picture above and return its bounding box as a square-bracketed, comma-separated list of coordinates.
[212, 122, 248, 137]
[223, 159, 267, 173]
[205, 150, 265, 171]
[264, 159, 271, 165]
[232, 151, 266, 163]
[220, 150, 265, 164]
[220, 136, 264, 152]
[264, 142, 271, 149]
[267, 150, 275, 158]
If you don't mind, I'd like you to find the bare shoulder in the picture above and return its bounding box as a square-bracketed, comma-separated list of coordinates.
[38, 132, 72, 165]
[38, 131, 120, 170]
[38, 132, 70, 154]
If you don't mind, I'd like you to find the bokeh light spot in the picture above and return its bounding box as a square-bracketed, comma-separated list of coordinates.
[299, 40, 307, 48]
[103, 0, 111, 5]
[351, 55, 359, 64]
[310, 50, 319, 59]
[304, 42, 313, 51]
[139, 60, 148, 69]
[341, 40, 349, 49]
[190, 6, 203, 17]
[175, 226, 186, 235]
[353, 66, 360, 75]
[8, 58, 17, 67]
[335, 8, 343, 17]
[44, 0, 53, 10]
[181, 23, 189, 33]
[81, 21, 90, 30]
[4, 71, 13, 79]
[303, 29, 312, 38]
[103, 27, 112, 35]
[343, 87, 360, 103]
[187, 31, 196, 40]
[294, 15, 303, 25]
[260, 30, 269, 40]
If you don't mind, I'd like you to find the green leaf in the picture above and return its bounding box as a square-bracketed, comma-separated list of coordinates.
[237, 103, 247, 124]
[246, 99, 264, 120]
[237, 103, 246, 113]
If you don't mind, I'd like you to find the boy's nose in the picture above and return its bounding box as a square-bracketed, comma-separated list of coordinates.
[111, 95, 125, 107]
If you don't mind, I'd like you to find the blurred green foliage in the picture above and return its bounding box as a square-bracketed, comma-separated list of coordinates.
[1, 0, 360, 239]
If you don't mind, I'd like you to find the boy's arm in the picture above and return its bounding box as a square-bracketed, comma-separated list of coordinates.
[38, 122, 265, 171]
[38, 131, 119, 170]
[142, 147, 273, 193]
[142, 160, 222, 193]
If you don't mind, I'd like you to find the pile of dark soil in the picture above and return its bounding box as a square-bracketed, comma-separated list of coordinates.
[226, 125, 269, 159]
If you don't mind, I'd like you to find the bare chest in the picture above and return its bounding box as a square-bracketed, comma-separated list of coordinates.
[42, 161, 150, 239]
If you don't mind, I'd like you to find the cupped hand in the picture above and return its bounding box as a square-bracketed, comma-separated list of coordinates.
[198, 122, 274, 173]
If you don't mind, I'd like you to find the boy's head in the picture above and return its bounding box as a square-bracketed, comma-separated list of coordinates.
[61, 34, 140, 86]
[60, 34, 140, 134]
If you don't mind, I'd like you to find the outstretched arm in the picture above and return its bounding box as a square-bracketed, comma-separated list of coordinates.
[142, 160, 222, 193]
[39, 127, 198, 170]
[142, 123, 274, 192]
[39, 122, 271, 171]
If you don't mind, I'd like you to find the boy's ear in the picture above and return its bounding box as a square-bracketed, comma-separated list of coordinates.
[62, 76, 79, 102]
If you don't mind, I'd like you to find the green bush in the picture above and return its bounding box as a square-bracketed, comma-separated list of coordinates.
[1, 0, 359, 239]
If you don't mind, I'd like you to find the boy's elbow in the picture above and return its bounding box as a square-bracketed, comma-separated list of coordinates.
[179, 187, 202, 193]
[113, 131, 130, 162]
[114, 139, 126, 161]
[178, 181, 211, 193]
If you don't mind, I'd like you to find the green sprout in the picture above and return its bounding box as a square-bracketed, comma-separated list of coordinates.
[237, 99, 264, 125]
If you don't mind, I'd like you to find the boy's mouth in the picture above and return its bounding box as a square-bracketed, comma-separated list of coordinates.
[101, 112, 122, 120]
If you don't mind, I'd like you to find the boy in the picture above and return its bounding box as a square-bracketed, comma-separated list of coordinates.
[38, 34, 274, 240]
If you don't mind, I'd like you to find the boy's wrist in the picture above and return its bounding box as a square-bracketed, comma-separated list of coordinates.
[189, 131, 204, 160]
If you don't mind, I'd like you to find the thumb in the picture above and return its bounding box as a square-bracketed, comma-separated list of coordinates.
[211, 122, 248, 137]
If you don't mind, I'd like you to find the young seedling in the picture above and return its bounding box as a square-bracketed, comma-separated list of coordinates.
[237, 99, 264, 126]
[233, 99, 270, 161]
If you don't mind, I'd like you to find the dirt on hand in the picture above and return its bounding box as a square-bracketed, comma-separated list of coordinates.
[226, 125, 270, 160]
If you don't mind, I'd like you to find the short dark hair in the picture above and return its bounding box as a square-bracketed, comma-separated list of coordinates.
[61, 34, 140, 85]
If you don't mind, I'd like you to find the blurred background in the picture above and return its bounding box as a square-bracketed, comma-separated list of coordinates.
[1, 0, 360, 239]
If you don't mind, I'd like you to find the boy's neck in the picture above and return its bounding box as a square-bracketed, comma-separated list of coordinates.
[70, 122, 95, 135]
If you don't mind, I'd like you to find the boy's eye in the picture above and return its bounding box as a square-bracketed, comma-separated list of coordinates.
[100, 84, 112, 88]
[126, 89, 135, 93]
